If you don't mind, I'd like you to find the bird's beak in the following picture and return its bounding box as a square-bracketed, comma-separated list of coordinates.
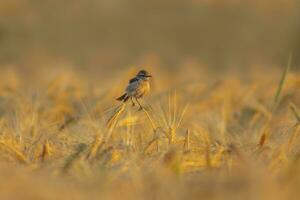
[146, 75, 152, 77]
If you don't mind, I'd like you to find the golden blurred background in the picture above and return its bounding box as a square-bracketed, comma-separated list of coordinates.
[0, 0, 300, 74]
[1, 2, 300, 200]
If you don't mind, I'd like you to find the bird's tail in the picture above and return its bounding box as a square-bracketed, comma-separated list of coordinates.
[116, 93, 129, 102]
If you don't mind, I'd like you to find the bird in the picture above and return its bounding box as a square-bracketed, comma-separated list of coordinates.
[116, 70, 152, 110]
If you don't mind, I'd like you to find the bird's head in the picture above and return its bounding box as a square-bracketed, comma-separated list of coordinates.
[137, 70, 152, 80]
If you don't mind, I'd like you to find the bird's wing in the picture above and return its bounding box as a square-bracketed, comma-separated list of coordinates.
[129, 77, 138, 83]
[126, 79, 139, 95]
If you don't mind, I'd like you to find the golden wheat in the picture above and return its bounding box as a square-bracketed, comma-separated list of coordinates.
[0, 66, 299, 200]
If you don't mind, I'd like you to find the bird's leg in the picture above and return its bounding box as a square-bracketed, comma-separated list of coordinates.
[130, 97, 135, 107]
[135, 98, 144, 111]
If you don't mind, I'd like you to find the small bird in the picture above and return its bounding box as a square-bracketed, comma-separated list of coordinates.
[117, 70, 152, 110]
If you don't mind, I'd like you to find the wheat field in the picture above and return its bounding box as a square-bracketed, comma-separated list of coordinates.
[0, 64, 299, 200]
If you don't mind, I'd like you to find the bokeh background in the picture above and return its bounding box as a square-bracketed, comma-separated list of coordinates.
[0, 0, 300, 75]
[1, 2, 300, 200]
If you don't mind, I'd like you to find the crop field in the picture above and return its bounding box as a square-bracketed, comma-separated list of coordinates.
[0, 63, 299, 200]
[1, 1, 300, 199]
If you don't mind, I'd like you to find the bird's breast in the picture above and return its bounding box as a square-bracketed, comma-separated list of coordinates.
[141, 80, 150, 93]
[135, 80, 150, 98]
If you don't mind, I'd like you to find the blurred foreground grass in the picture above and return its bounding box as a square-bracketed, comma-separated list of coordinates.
[0, 66, 300, 199]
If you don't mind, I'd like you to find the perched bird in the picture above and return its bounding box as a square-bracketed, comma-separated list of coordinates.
[117, 70, 152, 109]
